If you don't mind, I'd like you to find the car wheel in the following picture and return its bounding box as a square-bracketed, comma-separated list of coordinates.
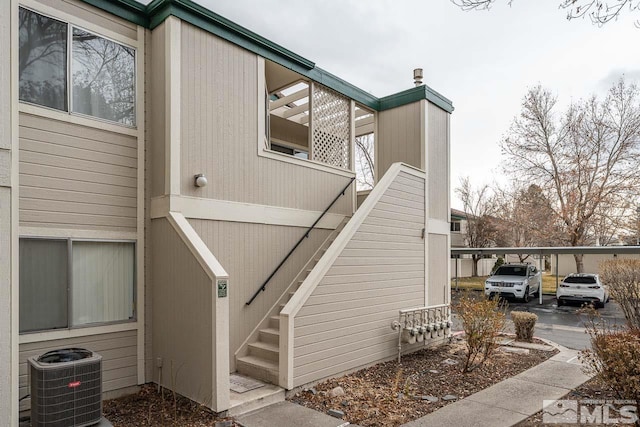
[533, 287, 540, 298]
[557, 298, 564, 306]
[595, 300, 605, 309]
[522, 287, 530, 303]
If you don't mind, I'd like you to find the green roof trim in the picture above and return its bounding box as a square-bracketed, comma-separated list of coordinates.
[80, 0, 454, 113]
[379, 85, 453, 112]
[81, 0, 148, 27]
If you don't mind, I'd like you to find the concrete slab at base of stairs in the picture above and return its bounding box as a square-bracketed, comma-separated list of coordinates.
[237, 401, 358, 427]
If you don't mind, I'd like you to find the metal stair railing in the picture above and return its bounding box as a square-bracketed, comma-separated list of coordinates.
[246, 177, 355, 306]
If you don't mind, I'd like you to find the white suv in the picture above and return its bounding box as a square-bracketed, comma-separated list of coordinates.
[557, 273, 609, 308]
[485, 264, 542, 303]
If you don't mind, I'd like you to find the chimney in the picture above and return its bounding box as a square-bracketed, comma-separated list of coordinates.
[413, 68, 423, 87]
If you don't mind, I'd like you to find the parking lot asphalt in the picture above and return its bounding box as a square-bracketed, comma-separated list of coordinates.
[452, 292, 627, 350]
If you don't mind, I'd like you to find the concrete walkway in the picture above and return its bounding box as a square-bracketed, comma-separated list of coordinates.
[401, 346, 590, 427]
[236, 343, 591, 427]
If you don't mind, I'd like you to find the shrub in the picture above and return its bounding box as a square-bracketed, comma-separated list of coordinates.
[600, 259, 640, 329]
[511, 311, 537, 342]
[580, 311, 640, 402]
[453, 292, 507, 373]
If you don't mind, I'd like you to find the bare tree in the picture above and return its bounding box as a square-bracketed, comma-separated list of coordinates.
[456, 178, 498, 276]
[451, 0, 640, 25]
[501, 79, 640, 272]
[492, 184, 563, 261]
[355, 134, 375, 190]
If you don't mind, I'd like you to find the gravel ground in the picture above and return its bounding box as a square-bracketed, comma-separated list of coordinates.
[103, 384, 237, 427]
[103, 338, 557, 427]
[289, 338, 558, 427]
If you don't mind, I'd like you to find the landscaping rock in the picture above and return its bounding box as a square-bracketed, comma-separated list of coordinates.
[422, 395, 439, 403]
[428, 369, 439, 374]
[341, 400, 349, 407]
[329, 386, 345, 397]
[442, 358, 458, 366]
[442, 394, 458, 401]
[303, 387, 317, 395]
[328, 409, 345, 419]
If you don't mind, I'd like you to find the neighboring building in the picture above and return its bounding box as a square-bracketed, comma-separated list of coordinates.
[450, 208, 495, 277]
[552, 253, 640, 276]
[1, 0, 453, 420]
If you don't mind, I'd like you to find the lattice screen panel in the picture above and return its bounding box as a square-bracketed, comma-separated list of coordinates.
[311, 84, 351, 169]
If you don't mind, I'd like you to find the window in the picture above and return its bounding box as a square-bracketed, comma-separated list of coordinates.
[451, 221, 461, 232]
[19, 7, 136, 126]
[19, 238, 135, 333]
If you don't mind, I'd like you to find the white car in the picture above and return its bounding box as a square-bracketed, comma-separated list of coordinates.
[484, 264, 542, 303]
[557, 273, 609, 308]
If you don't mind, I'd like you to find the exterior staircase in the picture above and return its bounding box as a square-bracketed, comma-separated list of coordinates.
[235, 217, 350, 384]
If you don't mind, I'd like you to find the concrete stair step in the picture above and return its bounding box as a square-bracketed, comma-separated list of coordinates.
[268, 315, 280, 329]
[259, 327, 279, 345]
[236, 355, 279, 385]
[229, 382, 284, 417]
[248, 341, 279, 362]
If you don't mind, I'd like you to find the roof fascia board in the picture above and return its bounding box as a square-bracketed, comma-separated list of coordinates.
[81, 0, 148, 27]
[380, 85, 454, 113]
[80, 0, 454, 113]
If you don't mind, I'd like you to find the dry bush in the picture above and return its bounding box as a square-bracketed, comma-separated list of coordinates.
[511, 311, 537, 342]
[453, 292, 506, 373]
[600, 259, 640, 329]
[580, 310, 640, 403]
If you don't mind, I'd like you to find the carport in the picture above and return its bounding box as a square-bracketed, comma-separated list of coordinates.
[451, 246, 640, 305]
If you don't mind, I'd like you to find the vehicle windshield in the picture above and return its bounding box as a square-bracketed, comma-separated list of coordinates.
[563, 276, 597, 284]
[494, 266, 527, 276]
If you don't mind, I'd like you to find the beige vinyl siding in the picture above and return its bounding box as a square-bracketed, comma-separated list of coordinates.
[428, 234, 448, 306]
[149, 22, 166, 198]
[179, 22, 352, 215]
[189, 219, 331, 370]
[428, 103, 450, 221]
[18, 329, 138, 411]
[376, 103, 422, 179]
[19, 113, 137, 232]
[32, 0, 138, 41]
[293, 170, 425, 386]
[150, 218, 214, 406]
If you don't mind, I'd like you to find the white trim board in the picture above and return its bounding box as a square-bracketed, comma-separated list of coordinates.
[427, 219, 449, 235]
[19, 321, 139, 344]
[151, 195, 346, 230]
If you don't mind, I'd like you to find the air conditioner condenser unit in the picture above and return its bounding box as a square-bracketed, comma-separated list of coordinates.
[29, 348, 102, 427]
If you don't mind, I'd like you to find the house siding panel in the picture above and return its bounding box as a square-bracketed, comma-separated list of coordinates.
[150, 218, 214, 406]
[376, 103, 422, 179]
[18, 113, 138, 232]
[179, 23, 352, 215]
[428, 103, 449, 222]
[293, 170, 425, 386]
[428, 233, 448, 306]
[18, 329, 138, 411]
[189, 219, 330, 370]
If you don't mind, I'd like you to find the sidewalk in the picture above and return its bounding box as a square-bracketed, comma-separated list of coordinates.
[236, 342, 591, 427]
[400, 345, 590, 427]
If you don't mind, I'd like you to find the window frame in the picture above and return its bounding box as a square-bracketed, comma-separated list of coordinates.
[19, 236, 137, 335]
[18, 5, 137, 128]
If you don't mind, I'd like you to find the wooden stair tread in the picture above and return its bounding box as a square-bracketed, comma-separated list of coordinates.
[237, 355, 278, 370]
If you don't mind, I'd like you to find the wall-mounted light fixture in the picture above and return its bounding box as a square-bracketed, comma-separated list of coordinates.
[194, 174, 207, 187]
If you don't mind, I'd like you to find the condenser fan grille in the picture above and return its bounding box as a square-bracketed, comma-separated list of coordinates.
[29, 349, 102, 427]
